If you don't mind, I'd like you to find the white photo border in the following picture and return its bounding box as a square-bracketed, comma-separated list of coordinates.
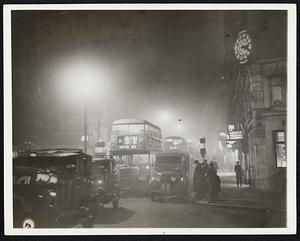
[3, 3, 297, 235]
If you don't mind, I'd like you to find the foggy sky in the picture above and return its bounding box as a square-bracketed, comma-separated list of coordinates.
[12, 10, 228, 150]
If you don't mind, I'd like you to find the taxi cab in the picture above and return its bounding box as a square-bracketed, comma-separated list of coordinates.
[13, 149, 95, 228]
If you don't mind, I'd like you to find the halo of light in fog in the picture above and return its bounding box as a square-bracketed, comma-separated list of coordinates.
[156, 110, 173, 125]
[52, 54, 113, 106]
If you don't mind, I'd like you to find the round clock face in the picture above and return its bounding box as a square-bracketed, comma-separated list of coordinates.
[234, 30, 252, 64]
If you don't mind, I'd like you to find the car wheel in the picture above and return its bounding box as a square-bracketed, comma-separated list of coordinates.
[82, 217, 94, 228]
[112, 199, 119, 209]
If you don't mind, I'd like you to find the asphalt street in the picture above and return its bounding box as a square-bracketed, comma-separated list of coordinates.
[77, 195, 270, 228]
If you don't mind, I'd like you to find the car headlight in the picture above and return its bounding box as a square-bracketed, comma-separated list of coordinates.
[49, 191, 57, 197]
[170, 177, 177, 182]
[150, 176, 161, 182]
[97, 180, 103, 185]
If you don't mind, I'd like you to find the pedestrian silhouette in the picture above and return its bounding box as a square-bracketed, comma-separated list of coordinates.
[234, 161, 243, 188]
[207, 162, 221, 203]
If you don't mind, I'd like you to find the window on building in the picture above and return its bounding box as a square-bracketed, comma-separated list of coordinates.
[271, 85, 282, 103]
[274, 131, 286, 168]
[270, 76, 286, 105]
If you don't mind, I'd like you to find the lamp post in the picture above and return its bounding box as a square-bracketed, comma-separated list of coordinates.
[57, 58, 102, 155]
[84, 100, 88, 153]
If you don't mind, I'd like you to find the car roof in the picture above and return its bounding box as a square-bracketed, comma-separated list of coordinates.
[155, 152, 185, 157]
[16, 148, 90, 159]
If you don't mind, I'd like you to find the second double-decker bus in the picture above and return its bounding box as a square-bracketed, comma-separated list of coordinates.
[94, 139, 107, 158]
[109, 118, 163, 194]
[164, 136, 188, 153]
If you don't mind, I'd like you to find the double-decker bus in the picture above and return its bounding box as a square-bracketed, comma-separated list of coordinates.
[94, 139, 107, 158]
[109, 119, 163, 194]
[164, 136, 188, 153]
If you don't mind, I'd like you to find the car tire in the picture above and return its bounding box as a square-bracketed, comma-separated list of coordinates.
[82, 217, 94, 228]
[112, 199, 119, 209]
[87, 200, 98, 215]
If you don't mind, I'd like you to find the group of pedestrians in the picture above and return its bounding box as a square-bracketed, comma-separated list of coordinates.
[193, 159, 221, 203]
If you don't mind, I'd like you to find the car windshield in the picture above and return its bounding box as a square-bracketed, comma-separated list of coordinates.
[155, 156, 181, 172]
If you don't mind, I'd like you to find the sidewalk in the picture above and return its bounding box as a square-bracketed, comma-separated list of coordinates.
[194, 172, 286, 227]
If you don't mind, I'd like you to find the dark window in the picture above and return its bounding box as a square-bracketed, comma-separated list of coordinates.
[274, 131, 286, 167]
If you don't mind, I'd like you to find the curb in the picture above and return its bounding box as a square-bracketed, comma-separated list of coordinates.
[194, 200, 270, 212]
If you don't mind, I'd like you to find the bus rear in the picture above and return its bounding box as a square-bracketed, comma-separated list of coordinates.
[109, 119, 162, 195]
[164, 136, 187, 153]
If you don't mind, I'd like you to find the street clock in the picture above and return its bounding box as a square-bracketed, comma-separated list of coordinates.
[234, 29, 252, 64]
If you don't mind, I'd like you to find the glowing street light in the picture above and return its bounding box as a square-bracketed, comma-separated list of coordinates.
[57, 58, 102, 153]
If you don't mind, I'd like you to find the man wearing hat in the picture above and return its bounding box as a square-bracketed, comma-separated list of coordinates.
[234, 161, 243, 188]
[193, 160, 201, 201]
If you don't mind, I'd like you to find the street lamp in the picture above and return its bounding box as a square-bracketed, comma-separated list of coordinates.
[58, 59, 102, 154]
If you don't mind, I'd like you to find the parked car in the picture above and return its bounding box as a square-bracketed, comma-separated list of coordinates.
[13, 149, 95, 228]
[90, 156, 120, 210]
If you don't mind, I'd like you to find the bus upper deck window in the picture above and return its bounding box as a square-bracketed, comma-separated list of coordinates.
[113, 125, 128, 134]
[174, 139, 183, 145]
[128, 124, 143, 134]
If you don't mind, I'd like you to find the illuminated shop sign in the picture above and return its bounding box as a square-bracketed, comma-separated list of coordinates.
[226, 124, 243, 140]
[228, 131, 243, 140]
[117, 135, 138, 149]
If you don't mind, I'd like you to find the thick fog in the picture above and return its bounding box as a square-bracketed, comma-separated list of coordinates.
[12, 10, 228, 154]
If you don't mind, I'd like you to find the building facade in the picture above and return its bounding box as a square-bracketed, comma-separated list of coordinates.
[224, 11, 287, 192]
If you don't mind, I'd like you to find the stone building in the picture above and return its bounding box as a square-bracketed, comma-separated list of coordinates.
[54, 112, 109, 155]
[223, 11, 287, 192]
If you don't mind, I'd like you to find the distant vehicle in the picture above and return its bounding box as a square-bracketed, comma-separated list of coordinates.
[94, 139, 107, 158]
[90, 157, 120, 210]
[164, 136, 188, 153]
[13, 149, 95, 228]
[186, 141, 201, 160]
[149, 152, 190, 201]
[110, 118, 163, 193]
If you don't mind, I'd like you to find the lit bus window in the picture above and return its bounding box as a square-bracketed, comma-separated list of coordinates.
[174, 139, 183, 145]
[128, 124, 144, 134]
[110, 119, 163, 155]
[112, 125, 128, 135]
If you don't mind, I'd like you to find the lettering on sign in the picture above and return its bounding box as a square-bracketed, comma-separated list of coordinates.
[226, 140, 236, 148]
[229, 131, 243, 140]
[228, 125, 235, 132]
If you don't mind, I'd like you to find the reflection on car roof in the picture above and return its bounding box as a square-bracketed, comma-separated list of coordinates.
[16, 148, 88, 158]
[120, 166, 139, 170]
[155, 152, 186, 156]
